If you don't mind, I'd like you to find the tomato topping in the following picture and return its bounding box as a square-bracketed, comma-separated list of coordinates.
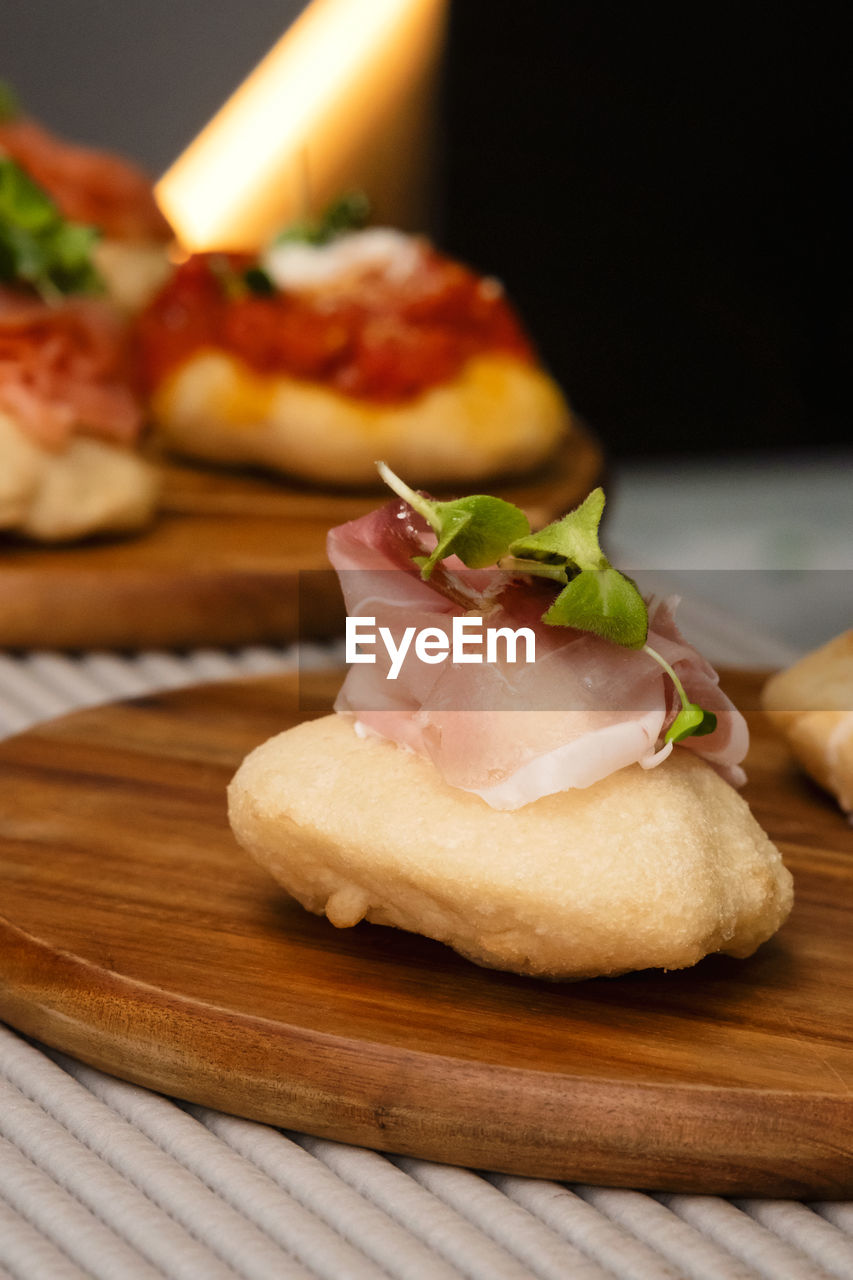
[135, 243, 534, 404]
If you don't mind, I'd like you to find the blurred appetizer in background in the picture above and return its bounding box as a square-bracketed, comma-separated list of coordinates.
[230, 475, 793, 980]
[0, 136, 159, 541]
[137, 194, 573, 488]
[763, 630, 853, 817]
[0, 80, 171, 311]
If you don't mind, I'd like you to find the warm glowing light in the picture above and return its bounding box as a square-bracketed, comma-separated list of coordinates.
[157, 0, 447, 251]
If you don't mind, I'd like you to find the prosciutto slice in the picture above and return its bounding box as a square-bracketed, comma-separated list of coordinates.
[328, 500, 749, 810]
[0, 117, 170, 242]
[0, 290, 143, 450]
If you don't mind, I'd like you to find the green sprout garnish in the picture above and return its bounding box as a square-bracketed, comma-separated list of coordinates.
[377, 461, 530, 580]
[208, 255, 275, 300]
[243, 264, 275, 296]
[0, 156, 102, 300]
[0, 79, 20, 122]
[505, 488, 649, 648]
[376, 464, 717, 742]
[276, 190, 371, 247]
[641, 644, 718, 742]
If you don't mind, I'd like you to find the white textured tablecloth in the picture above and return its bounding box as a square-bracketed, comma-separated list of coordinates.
[0, 633, 851, 1280]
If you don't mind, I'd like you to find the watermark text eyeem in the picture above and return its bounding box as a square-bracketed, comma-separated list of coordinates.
[346, 616, 536, 680]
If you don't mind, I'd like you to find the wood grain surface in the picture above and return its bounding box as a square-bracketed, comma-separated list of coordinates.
[0, 669, 851, 1196]
[0, 428, 602, 650]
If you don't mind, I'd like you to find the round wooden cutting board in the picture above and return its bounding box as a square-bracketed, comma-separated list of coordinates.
[0, 427, 602, 650]
[0, 669, 851, 1197]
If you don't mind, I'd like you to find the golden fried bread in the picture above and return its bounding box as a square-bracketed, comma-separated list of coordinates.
[762, 631, 853, 813]
[0, 410, 159, 542]
[228, 713, 792, 980]
[151, 350, 570, 487]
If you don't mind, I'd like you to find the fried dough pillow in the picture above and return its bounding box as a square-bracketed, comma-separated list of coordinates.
[228, 486, 793, 982]
[762, 630, 853, 814]
[229, 715, 792, 981]
[0, 408, 158, 542]
[137, 229, 571, 487]
[0, 295, 159, 542]
[1, 108, 163, 540]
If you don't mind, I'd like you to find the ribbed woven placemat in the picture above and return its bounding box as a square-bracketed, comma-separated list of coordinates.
[0, 639, 850, 1280]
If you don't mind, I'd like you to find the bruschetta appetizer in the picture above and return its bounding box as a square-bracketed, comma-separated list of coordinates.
[137, 197, 571, 487]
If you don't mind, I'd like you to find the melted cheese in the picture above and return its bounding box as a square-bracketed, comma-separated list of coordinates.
[262, 227, 424, 291]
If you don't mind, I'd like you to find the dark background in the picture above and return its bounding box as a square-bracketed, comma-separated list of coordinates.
[440, 3, 850, 458]
[5, 1, 850, 459]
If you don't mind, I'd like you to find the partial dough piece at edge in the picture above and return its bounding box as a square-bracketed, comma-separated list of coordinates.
[762, 631, 853, 812]
[228, 714, 793, 981]
[0, 411, 160, 542]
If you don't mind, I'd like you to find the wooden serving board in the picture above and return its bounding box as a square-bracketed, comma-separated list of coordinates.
[1, 669, 851, 1197]
[0, 428, 602, 650]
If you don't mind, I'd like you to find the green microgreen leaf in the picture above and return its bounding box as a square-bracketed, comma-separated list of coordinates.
[666, 704, 718, 743]
[543, 566, 649, 647]
[376, 461, 530, 579]
[509, 487, 607, 570]
[0, 79, 20, 122]
[0, 158, 56, 230]
[644, 643, 718, 743]
[207, 255, 275, 301]
[276, 190, 371, 247]
[243, 264, 275, 296]
[506, 487, 648, 648]
[419, 495, 531, 578]
[690, 709, 718, 737]
[0, 156, 102, 298]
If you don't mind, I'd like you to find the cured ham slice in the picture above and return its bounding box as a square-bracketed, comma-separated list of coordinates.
[0, 117, 169, 242]
[0, 289, 142, 451]
[328, 500, 748, 809]
[1, 115, 172, 311]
